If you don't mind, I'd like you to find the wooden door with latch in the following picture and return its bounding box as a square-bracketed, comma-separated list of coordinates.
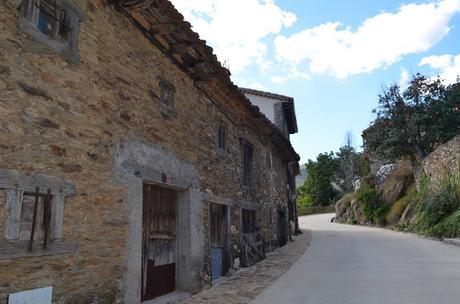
[142, 184, 177, 301]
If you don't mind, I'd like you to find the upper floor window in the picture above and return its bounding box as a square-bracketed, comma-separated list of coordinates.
[19, 0, 84, 64]
[240, 139, 253, 187]
[159, 80, 175, 108]
[265, 149, 273, 171]
[217, 125, 227, 151]
[242, 209, 255, 234]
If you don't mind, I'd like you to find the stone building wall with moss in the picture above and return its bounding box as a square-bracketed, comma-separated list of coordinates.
[0, 0, 297, 303]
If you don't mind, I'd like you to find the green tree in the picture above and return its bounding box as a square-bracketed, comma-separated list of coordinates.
[335, 132, 370, 193]
[363, 75, 460, 162]
[298, 152, 339, 207]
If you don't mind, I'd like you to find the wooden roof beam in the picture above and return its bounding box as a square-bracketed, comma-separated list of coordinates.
[169, 43, 195, 55]
[119, 0, 154, 11]
[149, 23, 178, 35]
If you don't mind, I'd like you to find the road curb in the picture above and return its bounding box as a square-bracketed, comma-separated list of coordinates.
[443, 238, 460, 247]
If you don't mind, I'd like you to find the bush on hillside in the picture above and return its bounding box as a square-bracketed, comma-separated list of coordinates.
[417, 178, 459, 229]
[356, 184, 389, 224]
[426, 210, 460, 238]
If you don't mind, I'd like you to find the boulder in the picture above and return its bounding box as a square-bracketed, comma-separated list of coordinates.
[375, 164, 397, 186]
[335, 193, 355, 223]
[351, 199, 363, 223]
[379, 165, 414, 204]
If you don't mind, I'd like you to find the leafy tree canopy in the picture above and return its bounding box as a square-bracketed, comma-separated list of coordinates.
[297, 152, 339, 207]
[363, 75, 460, 162]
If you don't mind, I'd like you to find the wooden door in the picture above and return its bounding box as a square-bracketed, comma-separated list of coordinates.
[210, 203, 227, 279]
[142, 185, 177, 301]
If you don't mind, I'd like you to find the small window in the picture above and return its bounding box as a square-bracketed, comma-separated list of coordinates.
[265, 149, 273, 170]
[217, 125, 227, 151]
[19, 0, 84, 64]
[35, 0, 68, 40]
[159, 80, 175, 108]
[242, 209, 255, 234]
[240, 139, 253, 187]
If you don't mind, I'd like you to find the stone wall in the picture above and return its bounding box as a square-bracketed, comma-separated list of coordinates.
[0, 1, 293, 303]
[420, 135, 460, 189]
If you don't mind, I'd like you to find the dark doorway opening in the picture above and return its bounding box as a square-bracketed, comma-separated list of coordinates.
[142, 184, 178, 301]
[277, 209, 287, 247]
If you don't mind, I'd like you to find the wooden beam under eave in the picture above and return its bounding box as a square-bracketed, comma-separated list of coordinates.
[149, 23, 177, 35]
[119, 0, 146, 10]
[154, 34, 170, 49]
[130, 10, 151, 29]
[169, 43, 194, 55]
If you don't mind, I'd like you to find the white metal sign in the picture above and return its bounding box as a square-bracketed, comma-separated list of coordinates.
[8, 286, 52, 304]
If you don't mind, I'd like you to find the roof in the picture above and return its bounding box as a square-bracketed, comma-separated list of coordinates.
[240, 88, 294, 102]
[240, 88, 298, 134]
[112, 0, 300, 162]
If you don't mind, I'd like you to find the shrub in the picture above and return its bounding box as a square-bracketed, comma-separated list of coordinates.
[417, 178, 459, 229]
[426, 209, 460, 238]
[356, 184, 389, 223]
[418, 172, 430, 201]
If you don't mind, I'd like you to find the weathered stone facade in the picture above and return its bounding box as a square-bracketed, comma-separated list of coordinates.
[0, 0, 299, 303]
[419, 135, 460, 190]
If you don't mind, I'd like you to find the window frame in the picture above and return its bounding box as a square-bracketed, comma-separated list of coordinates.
[217, 124, 227, 152]
[18, 0, 84, 64]
[265, 148, 273, 171]
[240, 138, 254, 187]
[0, 169, 76, 260]
[159, 80, 175, 108]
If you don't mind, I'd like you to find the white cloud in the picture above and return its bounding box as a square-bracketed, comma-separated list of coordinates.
[399, 68, 410, 89]
[419, 54, 455, 69]
[275, 0, 460, 79]
[419, 53, 460, 84]
[271, 76, 287, 84]
[170, 0, 296, 73]
[249, 82, 266, 90]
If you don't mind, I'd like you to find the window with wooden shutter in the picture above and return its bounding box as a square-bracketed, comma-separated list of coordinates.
[242, 209, 255, 234]
[240, 139, 253, 187]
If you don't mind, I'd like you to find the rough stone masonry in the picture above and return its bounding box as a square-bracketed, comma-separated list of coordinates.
[0, 0, 300, 303]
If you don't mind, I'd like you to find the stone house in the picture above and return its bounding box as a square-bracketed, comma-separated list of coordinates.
[0, 0, 300, 303]
[241, 88, 300, 233]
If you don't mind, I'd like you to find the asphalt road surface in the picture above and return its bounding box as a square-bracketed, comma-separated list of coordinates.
[252, 214, 460, 304]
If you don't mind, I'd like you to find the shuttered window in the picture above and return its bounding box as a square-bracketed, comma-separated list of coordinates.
[240, 139, 253, 187]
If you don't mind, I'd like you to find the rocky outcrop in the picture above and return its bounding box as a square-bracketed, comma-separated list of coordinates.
[335, 163, 414, 225]
[379, 165, 414, 204]
[336, 135, 460, 228]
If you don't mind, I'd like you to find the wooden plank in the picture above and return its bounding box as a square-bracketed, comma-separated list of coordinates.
[5, 189, 23, 240]
[0, 240, 77, 260]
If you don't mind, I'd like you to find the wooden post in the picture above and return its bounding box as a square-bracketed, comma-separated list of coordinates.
[28, 187, 40, 252]
[42, 189, 52, 249]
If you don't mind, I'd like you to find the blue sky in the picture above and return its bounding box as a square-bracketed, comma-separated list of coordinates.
[171, 0, 460, 164]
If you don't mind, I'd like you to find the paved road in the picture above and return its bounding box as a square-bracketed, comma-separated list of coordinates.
[252, 214, 460, 304]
